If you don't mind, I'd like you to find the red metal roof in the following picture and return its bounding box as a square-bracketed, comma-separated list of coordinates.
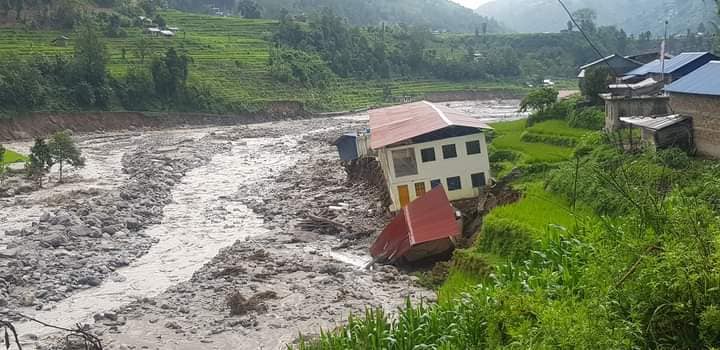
[370, 186, 460, 261]
[369, 101, 492, 150]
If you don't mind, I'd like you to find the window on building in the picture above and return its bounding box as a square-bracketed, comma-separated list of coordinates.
[442, 144, 457, 159]
[471, 173, 486, 188]
[430, 179, 442, 188]
[415, 182, 427, 197]
[466, 140, 482, 155]
[420, 147, 436, 162]
[447, 176, 461, 191]
[391, 148, 418, 178]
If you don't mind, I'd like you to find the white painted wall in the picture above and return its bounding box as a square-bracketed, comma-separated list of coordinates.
[377, 132, 491, 211]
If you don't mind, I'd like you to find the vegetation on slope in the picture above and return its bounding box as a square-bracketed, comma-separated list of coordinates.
[169, 0, 505, 33]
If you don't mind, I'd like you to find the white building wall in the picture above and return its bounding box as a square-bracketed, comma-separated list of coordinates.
[377, 132, 491, 211]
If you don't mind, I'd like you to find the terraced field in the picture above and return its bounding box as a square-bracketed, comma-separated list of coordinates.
[0, 11, 528, 111]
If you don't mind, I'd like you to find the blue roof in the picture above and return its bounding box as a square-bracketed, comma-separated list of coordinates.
[626, 52, 714, 76]
[665, 61, 720, 96]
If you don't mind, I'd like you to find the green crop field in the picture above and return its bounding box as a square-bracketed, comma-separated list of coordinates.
[0, 11, 529, 112]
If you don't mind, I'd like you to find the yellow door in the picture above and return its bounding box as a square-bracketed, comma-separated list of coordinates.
[398, 185, 410, 208]
[415, 182, 426, 198]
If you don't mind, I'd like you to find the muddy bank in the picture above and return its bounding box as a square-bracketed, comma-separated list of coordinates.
[58, 123, 430, 350]
[0, 102, 307, 141]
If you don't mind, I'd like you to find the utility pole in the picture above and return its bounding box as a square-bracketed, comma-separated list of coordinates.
[661, 20, 668, 94]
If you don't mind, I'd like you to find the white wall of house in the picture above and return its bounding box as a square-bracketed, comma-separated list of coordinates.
[377, 132, 491, 211]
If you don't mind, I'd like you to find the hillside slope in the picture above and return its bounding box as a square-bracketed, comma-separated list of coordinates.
[477, 0, 717, 35]
[170, 0, 504, 33]
[0, 11, 525, 114]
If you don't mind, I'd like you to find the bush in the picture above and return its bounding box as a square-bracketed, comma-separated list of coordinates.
[520, 131, 578, 147]
[701, 306, 720, 346]
[476, 217, 534, 261]
[654, 147, 691, 170]
[489, 149, 520, 163]
[568, 107, 604, 130]
[527, 95, 580, 126]
[269, 48, 336, 88]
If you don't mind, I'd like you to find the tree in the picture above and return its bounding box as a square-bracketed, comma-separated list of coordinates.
[72, 21, 109, 107]
[151, 48, 190, 101]
[580, 66, 612, 105]
[134, 36, 151, 64]
[154, 14, 165, 28]
[572, 8, 596, 33]
[519, 87, 558, 112]
[26, 138, 52, 188]
[698, 22, 707, 34]
[237, 0, 261, 19]
[566, 20, 573, 32]
[48, 130, 84, 183]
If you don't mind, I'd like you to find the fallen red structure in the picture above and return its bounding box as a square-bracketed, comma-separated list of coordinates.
[370, 186, 461, 263]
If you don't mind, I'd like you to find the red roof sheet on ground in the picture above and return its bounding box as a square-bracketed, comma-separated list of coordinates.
[369, 101, 492, 150]
[370, 186, 460, 261]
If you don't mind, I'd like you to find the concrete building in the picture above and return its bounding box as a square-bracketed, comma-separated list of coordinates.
[369, 101, 492, 211]
[666, 61, 720, 157]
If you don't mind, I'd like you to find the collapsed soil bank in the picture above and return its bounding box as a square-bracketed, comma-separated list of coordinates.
[0, 101, 308, 141]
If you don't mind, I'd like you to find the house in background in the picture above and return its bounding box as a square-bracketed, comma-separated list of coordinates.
[623, 52, 719, 84]
[619, 115, 692, 151]
[665, 61, 720, 157]
[369, 101, 492, 211]
[577, 54, 642, 81]
[626, 51, 673, 64]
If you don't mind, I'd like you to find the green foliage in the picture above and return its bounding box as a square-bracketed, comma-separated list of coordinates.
[701, 306, 720, 346]
[26, 138, 52, 187]
[150, 47, 190, 102]
[580, 66, 612, 105]
[519, 86, 558, 113]
[48, 130, 84, 182]
[269, 48, 335, 88]
[567, 106, 604, 130]
[477, 217, 534, 261]
[490, 120, 574, 164]
[520, 131, 578, 147]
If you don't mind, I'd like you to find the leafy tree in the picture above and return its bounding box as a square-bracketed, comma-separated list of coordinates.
[519, 87, 558, 112]
[151, 48, 190, 102]
[48, 130, 84, 183]
[26, 138, 52, 188]
[71, 20, 110, 108]
[133, 36, 151, 64]
[572, 8, 597, 33]
[237, 0, 261, 19]
[154, 14, 165, 28]
[580, 66, 612, 105]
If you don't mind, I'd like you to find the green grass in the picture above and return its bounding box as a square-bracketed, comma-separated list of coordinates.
[0, 10, 529, 112]
[487, 182, 588, 233]
[491, 119, 574, 163]
[2, 149, 26, 164]
[527, 119, 592, 138]
[437, 268, 483, 303]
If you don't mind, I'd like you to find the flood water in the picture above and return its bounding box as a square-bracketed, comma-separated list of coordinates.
[14, 135, 305, 340]
[7, 99, 522, 344]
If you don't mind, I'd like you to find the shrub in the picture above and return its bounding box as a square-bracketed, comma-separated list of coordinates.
[701, 306, 720, 346]
[489, 149, 520, 163]
[476, 217, 534, 261]
[654, 147, 691, 170]
[568, 107, 604, 130]
[520, 131, 578, 147]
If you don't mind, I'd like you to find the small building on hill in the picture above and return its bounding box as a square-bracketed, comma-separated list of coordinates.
[665, 61, 720, 157]
[369, 101, 492, 211]
[620, 115, 692, 151]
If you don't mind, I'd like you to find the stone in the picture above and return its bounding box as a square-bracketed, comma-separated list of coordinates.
[39, 212, 51, 222]
[69, 225, 94, 237]
[165, 321, 182, 330]
[42, 233, 67, 248]
[0, 248, 18, 259]
[78, 276, 101, 287]
[124, 218, 141, 231]
[19, 292, 35, 306]
[102, 225, 124, 235]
